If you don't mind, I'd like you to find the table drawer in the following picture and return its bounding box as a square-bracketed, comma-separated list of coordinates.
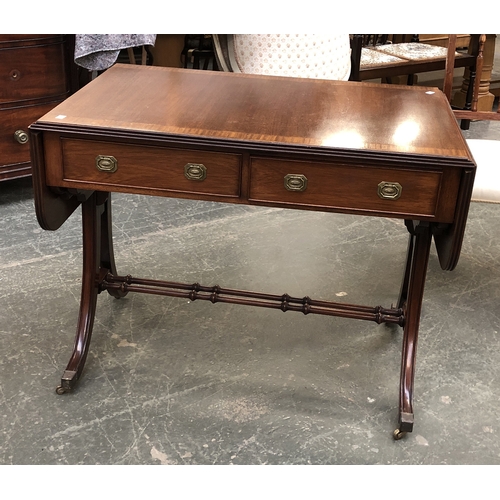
[249, 157, 452, 219]
[60, 139, 242, 198]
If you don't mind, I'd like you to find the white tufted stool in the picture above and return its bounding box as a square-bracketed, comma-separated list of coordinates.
[466, 139, 500, 204]
[215, 34, 351, 81]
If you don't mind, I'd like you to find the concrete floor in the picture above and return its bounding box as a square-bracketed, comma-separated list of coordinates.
[1, 102, 500, 466]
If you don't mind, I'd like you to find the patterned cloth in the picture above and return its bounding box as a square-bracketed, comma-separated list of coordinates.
[74, 34, 156, 70]
[360, 48, 406, 68]
[232, 34, 351, 80]
[374, 42, 456, 61]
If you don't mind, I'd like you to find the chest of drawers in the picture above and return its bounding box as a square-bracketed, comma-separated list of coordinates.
[0, 34, 72, 181]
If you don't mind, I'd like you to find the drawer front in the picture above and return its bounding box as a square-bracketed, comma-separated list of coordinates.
[0, 101, 63, 167]
[60, 139, 242, 198]
[0, 39, 68, 103]
[249, 157, 448, 219]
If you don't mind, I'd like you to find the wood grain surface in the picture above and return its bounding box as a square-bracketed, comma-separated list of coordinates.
[36, 64, 472, 160]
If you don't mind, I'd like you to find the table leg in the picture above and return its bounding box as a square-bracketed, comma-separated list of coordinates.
[99, 193, 128, 300]
[395, 222, 415, 310]
[394, 221, 432, 439]
[56, 191, 119, 394]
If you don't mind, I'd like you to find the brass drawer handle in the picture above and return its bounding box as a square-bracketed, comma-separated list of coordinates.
[284, 174, 308, 192]
[378, 181, 402, 200]
[96, 155, 118, 173]
[184, 163, 207, 181]
[14, 130, 29, 144]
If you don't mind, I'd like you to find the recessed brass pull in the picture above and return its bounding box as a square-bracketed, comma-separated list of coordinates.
[96, 155, 118, 173]
[378, 181, 402, 200]
[184, 163, 207, 181]
[284, 174, 308, 192]
[14, 130, 29, 144]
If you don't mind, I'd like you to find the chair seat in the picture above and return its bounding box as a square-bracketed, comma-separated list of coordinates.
[360, 48, 407, 68]
[373, 42, 460, 62]
[357, 41, 474, 79]
[467, 139, 500, 204]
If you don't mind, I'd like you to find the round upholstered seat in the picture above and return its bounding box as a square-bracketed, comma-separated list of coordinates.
[467, 139, 500, 204]
[230, 34, 351, 81]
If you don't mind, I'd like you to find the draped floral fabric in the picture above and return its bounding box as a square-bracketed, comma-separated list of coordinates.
[74, 34, 156, 71]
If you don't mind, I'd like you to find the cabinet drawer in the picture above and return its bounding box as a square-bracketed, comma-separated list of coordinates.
[0, 38, 68, 103]
[249, 157, 455, 220]
[0, 101, 63, 167]
[59, 139, 242, 198]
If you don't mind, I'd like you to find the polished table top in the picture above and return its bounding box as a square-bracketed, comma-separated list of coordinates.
[37, 64, 471, 159]
[31, 65, 476, 271]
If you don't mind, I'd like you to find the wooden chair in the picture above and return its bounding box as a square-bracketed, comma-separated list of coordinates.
[349, 34, 478, 86]
[446, 35, 500, 122]
[212, 34, 351, 80]
[445, 34, 500, 205]
[181, 35, 216, 70]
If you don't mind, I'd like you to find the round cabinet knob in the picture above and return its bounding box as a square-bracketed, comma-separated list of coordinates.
[14, 130, 29, 144]
[9, 69, 21, 81]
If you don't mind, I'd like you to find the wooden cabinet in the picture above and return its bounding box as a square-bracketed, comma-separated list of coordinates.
[0, 35, 73, 181]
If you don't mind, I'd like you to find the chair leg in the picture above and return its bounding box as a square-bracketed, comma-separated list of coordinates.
[127, 47, 136, 65]
[460, 34, 485, 130]
[460, 70, 475, 130]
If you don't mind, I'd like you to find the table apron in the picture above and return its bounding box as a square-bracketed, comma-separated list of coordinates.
[42, 134, 462, 223]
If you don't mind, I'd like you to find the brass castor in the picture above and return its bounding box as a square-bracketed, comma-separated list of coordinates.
[393, 428, 407, 440]
[55, 385, 67, 395]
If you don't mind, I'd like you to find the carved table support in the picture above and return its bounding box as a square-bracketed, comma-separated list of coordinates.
[55, 190, 433, 442]
[56, 192, 124, 394]
[394, 220, 432, 439]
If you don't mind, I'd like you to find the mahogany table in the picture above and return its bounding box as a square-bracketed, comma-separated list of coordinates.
[29, 64, 476, 439]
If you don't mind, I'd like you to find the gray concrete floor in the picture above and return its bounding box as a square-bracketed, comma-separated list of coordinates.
[1, 103, 500, 467]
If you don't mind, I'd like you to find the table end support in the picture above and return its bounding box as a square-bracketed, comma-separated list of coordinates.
[396, 220, 432, 438]
[56, 192, 118, 395]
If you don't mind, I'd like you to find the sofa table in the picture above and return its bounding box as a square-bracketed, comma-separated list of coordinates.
[29, 64, 476, 439]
